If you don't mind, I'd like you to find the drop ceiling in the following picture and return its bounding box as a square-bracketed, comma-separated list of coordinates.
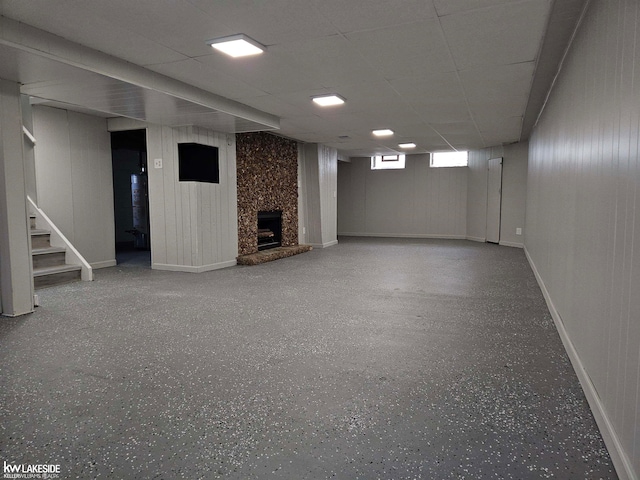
[0, 0, 586, 157]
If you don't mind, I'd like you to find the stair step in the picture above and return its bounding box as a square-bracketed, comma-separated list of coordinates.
[32, 246, 66, 255]
[33, 264, 82, 276]
[31, 229, 51, 249]
[32, 247, 66, 269]
[33, 264, 82, 289]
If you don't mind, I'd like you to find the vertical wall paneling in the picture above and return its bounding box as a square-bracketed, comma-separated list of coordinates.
[466, 143, 527, 247]
[144, 126, 164, 267]
[318, 144, 338, 246]
[226, 133, 238, 265]
[33, 107, 74, 239]
[143, 123, 237, 272]
[68, 112, 116, 267]
[466, 149, 490, 241]
[32, 105, 115, 268]
[301, 143, 338, 248]
[500, 142, 528, 247]
[301, 144, 323, 246]
[298, 144, 307, 244]
[526, 1, 639, 477]
[337, 155, 467, 239]
[160, 125, 177, 266]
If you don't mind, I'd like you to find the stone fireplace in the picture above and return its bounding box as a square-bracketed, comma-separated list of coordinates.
[236, 132, 299, 256]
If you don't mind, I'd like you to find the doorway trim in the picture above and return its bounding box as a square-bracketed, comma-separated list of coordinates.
[486, 157, 503, 243]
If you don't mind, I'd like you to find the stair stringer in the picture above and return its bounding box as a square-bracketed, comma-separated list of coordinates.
[27, 196, 93, 281]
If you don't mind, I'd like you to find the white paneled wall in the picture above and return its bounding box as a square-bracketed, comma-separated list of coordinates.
[300, 143, 338, 248]
[466, 149, 490, 242]
[526, 1, 639, 478]
[338, 155, 467, 238]
[318, 144, 338, 246]
[467, 143, 528, 246]
[145, 125, 238, 272]
[499, 142, 528, 247]
[33, 105, 115, 268]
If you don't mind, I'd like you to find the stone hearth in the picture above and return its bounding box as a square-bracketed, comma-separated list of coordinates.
[237, 245, 312, 266]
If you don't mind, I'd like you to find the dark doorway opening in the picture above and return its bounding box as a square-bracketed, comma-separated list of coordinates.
[111, 129, 151, 267]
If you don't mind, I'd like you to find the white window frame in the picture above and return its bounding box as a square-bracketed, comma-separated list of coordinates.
[371, 154, 406, 170]
[430, 151, 468, 168]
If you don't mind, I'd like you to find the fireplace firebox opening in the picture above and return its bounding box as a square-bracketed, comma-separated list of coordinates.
[257, 211, 282, 251]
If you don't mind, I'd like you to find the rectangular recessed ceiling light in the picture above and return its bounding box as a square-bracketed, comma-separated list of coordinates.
[398, 142, 416, 149]
[206, 34, 265, 57]
[372, 129, 394, 136]
[312, 94, 345, 106]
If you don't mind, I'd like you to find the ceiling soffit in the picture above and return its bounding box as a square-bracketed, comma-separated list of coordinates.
[0, 16, 279, 133]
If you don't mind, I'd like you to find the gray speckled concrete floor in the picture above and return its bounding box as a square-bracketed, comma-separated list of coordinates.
[0, 238, 617, 479]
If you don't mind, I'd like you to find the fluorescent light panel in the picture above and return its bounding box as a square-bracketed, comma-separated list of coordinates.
[372, 129, 394, 136]
[207, 34, 265, 57]
[398, 142, 416, 149]
[312, 94, 345, 106]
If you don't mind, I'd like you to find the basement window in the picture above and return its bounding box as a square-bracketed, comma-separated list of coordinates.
[430, 151, 468, 168]
[371, 154, 406, 170]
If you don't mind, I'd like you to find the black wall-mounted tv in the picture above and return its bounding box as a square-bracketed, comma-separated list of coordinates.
[178, 143, 219, 184]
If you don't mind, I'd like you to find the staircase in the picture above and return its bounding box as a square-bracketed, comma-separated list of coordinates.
[30, 214, 82, 288]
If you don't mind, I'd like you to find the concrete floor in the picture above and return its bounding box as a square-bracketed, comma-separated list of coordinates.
[0, 238, 617, 479]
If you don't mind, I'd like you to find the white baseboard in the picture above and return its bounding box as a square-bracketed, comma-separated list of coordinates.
[152, 260, 236, 273]
[309, 239, 339, 248]
[466, 236, 486, 243]
[524, 247, 637, 480]
[499, 240, 524, 248]
[91, 259, 117, 269]
[338, 232, 466, 240]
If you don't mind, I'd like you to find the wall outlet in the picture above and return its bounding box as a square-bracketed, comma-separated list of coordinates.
[154, 158, 163, 169]
[516, 228, 522, 235]
[303, 227, 306, 234]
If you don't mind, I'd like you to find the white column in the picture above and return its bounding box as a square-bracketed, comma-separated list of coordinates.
[0, 79, 34, 316]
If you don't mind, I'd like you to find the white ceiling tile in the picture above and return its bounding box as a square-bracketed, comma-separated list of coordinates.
[459, 62, 535, 104]
[64, 0, 231, 59]
[187, 0, 338, 45]
[328, 81, 407, 112]
[345, 20, 456, 78]
[413, 101, 472, 124]
[1, 0, 189, 65]
[433, 0, 517, 17]
[440, 0, 551, 70]
[468, 100, 528, 121]
[389, 72, 465, 102]
[429, 122, 479, 136]
[273, 36, 381, 89]
[475, 115, 523, 143]
[196, 50, 323, 95]
[314, 0, 437, 33]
